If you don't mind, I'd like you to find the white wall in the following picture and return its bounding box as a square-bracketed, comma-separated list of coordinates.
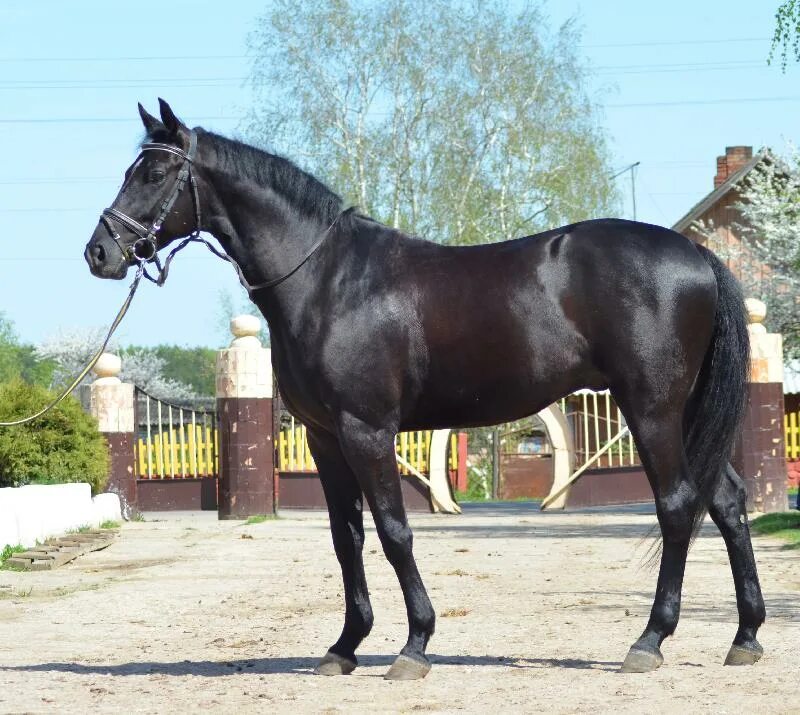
[0, 484, 121, 549]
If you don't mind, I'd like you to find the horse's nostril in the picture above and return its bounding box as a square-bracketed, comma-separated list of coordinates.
[96, 245, 106, 262]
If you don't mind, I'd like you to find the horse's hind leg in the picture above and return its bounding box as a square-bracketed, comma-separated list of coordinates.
[616, 402, 700, 673]
[337, 415, 435, 680]
[708, 463, 765, 665]
[307, 428, 374, 675]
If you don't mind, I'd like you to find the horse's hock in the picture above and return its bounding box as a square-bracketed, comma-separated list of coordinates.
[216, 315, 275, 519]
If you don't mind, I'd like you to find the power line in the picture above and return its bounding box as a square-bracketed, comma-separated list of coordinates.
[3, 90, 799, 126]
[582, 36, 770, 49]
[0, 37, 773, 62]
[608, 95, 800, 108]
[0, 115, 236, 124]
[0, 54, 248, 63]
[0, 58, 775, 91]
[0, 177, 116, 185]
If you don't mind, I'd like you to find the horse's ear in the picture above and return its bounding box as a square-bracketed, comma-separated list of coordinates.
[158, 98, 189, 147]
[138, 102, 163, 136]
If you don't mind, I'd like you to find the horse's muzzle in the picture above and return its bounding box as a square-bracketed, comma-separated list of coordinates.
[85, 226, 129, 280]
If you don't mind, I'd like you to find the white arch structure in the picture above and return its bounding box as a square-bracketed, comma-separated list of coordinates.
[397, 402, 578, 514]
[536, 404, 576, 510]
[395, 429, 461, 514]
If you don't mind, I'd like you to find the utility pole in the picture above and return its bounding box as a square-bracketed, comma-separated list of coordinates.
[491, 426, 500, 499]
[610, 161, 641, 221]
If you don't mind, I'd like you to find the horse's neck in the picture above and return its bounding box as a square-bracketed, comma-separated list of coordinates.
[199, 160, 333, 332]
[201, 168, 325, 285]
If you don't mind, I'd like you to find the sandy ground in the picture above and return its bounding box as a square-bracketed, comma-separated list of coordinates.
[0, 502, 797, 715]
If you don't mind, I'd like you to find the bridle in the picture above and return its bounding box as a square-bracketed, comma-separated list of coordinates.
[99, 128, 343, 293]
[100, 131, 202, 285]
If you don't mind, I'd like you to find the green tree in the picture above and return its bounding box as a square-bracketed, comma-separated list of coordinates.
[0, 313, 55, 387]
[0, 379, 109, 491]
[246, 0, 618, 245]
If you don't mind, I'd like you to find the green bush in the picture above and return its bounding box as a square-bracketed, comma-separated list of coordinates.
[0, 379, 109, 492]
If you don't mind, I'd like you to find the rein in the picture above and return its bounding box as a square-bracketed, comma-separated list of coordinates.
[0, 263, 146, 427]
[0, 134, 342, 426]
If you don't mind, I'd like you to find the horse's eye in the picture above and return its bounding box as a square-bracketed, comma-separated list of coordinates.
[147, 169, 166, 184]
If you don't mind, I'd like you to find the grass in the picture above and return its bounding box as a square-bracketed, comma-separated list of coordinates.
[750, 511, 800, 549]
[243, 514, 277, 525]
[454, 494, 542, 504]
[66, 525, 92, 534]
[0, 544, 26, 570]
[99, 520, 121, 530]
[0, 586, 32, 599]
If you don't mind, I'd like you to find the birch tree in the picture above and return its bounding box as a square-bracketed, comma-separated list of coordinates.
[770, 0, 800, 69]
[245, 0, 618, 244]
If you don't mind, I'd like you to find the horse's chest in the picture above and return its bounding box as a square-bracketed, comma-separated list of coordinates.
[271, 345, 332, 428]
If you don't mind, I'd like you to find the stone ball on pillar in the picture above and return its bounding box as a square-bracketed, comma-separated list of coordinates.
[230, 314, 263, 349]
[93, 352, 122, 385]
[745, 298, 767, 335]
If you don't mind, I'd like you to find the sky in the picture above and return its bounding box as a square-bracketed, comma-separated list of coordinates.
[0, 0, 797, 349]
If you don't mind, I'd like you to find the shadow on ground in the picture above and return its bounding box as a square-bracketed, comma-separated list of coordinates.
[0, 653, 622, 677]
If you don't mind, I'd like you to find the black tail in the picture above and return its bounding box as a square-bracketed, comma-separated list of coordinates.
[685, 245, 750, 538]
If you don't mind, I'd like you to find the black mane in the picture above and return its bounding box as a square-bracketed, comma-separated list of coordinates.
[144, 129, 344, 226]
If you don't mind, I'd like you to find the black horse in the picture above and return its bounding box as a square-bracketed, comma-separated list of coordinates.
[85, 100, 765, 680]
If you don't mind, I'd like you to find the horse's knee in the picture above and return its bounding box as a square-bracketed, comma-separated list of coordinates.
[377, 520, 414, 567]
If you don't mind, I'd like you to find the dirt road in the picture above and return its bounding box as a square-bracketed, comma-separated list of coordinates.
[0, 503, 796, 714]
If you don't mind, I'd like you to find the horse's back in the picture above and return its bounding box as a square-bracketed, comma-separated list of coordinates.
[393, 218, 718, 428]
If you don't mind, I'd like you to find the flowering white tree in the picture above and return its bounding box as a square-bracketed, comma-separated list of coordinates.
[693, 149, 800, 357]
[35, 327, 107, 390]
[35, 329, 197, 402]
[117, 349, 197, 403]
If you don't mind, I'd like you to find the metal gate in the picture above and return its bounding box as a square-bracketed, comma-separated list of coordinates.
[134, 387, 219, 479]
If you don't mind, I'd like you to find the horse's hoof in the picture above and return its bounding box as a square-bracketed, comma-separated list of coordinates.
[620, 646, 664, 673]
[724, 642, 763, 666]
[314, 650, 357, 676]
[384, 654, 432, 680]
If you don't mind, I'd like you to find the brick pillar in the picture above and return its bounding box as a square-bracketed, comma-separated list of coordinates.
[89, 352, 137, 518]
[733, 298, 788, 513]
[216, 315, 275, 519]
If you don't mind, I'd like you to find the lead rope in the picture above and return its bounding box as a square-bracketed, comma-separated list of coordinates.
[1, 134, 344, 426]
[0, 263, 145, 427]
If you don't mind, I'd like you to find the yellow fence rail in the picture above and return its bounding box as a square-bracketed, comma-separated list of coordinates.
[277, 418, 458, 476]
[785, 410, 800, 460]
[137, 423, 218, 478]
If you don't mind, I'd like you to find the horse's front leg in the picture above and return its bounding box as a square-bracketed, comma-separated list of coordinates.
[307, 428, 374, 675]
[337, 414, 436, 680]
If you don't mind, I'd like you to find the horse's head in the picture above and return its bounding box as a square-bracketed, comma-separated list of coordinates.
[85, 99, 200, 280]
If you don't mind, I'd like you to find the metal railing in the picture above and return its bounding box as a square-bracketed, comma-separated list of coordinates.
[276, 415, 458, 476]
[559, 390, 640, 470]
[134, 387, 218, 479]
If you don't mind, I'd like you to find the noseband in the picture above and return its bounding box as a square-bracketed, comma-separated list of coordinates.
[100, 131, 201, 283]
